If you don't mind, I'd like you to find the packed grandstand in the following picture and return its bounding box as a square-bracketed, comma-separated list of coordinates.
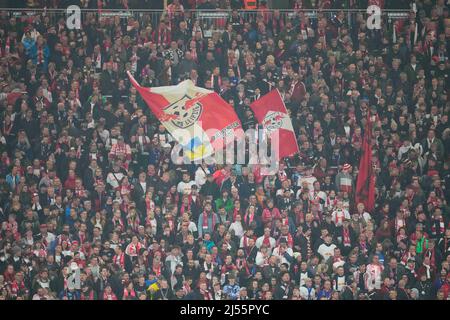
[0, 0, 449, 300]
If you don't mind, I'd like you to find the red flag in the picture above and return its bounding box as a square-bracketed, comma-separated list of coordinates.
[127, 72, 242, 161]
[355, 114, 376, 212]
[212, 167, 230, 186]
[250, 90, 299, 159]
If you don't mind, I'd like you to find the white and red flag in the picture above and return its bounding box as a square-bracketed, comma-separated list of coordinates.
[127, 72, 242, 161]
[250, 89, 299, 159]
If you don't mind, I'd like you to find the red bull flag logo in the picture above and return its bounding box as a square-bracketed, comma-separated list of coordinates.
[127, 72, 242, 161]
[250, 89, 299, 159]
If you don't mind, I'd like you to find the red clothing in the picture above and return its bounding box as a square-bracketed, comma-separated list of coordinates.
[441, 282, 450, 299]
[109, 143, 132, 161]
[103, 292, 118, 300]
[290, 80, 306, 103]
[64, 176, 76, 190]
[154, 26, 172, 47]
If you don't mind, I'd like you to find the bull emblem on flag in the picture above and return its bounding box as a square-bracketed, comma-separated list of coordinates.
[163, 95, 203, 129]
[262, 111, 286, 132]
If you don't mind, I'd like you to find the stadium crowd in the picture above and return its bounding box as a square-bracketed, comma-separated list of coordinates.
[0, 0, 449, 300]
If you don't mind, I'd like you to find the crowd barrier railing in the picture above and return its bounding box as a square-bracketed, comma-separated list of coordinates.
[0, 8, 412, 35]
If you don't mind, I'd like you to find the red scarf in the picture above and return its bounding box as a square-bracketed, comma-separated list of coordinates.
[63, 278, 67, 290]
[278, 234, 293, 248]
[406, 191, 415, 203]
[242, 235, 250, 248]
[244, 211, 254, 225]
[145, 197, 155, 213]
[317, 28, 327, 48]
[153, 263, 162, 277]
[272, 16, 285, 34]
[401, 251, 414, 265]
[113, 253, 125, 268]
[120, 184, 132, 196]
[123, 288, 136, 299]
[245, 55, 255, 70]
[232, 208, 241, 222]
[431, 217, 445, 236]
[37, 45, 44, 65]
[313, 126, 323, 141]
[119, 202, 128, 216]
[305, 234, 312, 258]
[183, 282, 192, 295]
[4, 37, 10, 56]
[75, 186, 85, 198]
[180, 204, 191, 216]
[145, 215, 155, 227]
[128, 215, 140, 231]
[103, 292, 117, 300]
[167, 191, 179, 204]
[103, 39, 111, 53]
[263, 235, 271, 247]
[2, 120, 12, 135]
[78, 231, 86, 246]
[167, 216, 175, 232]
[191, 48, 197, 62]
[334, 210, 345, 224]
[127, 242, 142, 256]
[343, 228, 351, 246]
[138, 132, 149, 145]
[94, 52, 101, 69]
[360, 240, 367, 254]
[158, 27, 171, 46]
[10, 280, 25, 295]
[188, 194, 200, 206]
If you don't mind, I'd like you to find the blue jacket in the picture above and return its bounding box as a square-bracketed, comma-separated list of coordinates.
[6, 174, 20, 190]
[23, 39, 50, 70]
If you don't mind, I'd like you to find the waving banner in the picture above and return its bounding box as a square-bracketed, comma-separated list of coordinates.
[250, 89, 299, 159]
[127, 72, 242, 161]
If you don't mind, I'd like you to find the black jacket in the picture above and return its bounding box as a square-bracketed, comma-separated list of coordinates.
[200, 180, 220, 199]
[274, 282, 293, 300]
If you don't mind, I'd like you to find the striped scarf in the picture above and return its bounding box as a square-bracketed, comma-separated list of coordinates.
[431, 217, 445, 237]
[158, 28, 170, 47]
[37, 45, 44, 65]
[202, 211, 216, 230]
